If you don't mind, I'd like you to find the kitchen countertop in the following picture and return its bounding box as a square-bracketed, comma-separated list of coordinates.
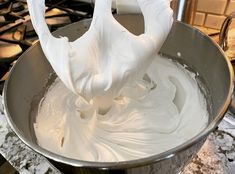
[183, 113, 235, 174]
[0, 95, 235, 174]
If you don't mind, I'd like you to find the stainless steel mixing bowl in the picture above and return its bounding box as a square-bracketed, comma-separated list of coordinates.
[3, 15, 234, 174]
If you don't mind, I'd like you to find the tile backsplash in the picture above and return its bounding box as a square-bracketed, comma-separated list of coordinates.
[194, 0, 235, 29]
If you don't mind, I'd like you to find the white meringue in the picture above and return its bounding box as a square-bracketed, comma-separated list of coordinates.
[28, 0, 208, 163]
[34, 56, 208, 162]
[27, 0, 173, 111]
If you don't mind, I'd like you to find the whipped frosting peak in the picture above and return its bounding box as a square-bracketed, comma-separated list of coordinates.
[27, 0, 173, 108]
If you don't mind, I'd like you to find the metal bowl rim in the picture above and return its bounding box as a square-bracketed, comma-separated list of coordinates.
[3, 17, 234, 169]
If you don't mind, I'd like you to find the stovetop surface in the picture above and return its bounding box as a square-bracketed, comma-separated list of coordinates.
[0, 0, 94, 93]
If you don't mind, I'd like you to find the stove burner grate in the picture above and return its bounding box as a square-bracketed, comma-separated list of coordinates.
[0, 0, 94, 93]
[12, 2, 25, 13]
[0, 0, 10, 9]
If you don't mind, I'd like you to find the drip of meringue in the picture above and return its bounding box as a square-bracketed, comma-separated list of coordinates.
[27, 0, 173, 111]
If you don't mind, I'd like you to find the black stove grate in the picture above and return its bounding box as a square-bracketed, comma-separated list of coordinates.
[0, 0, 94, 94]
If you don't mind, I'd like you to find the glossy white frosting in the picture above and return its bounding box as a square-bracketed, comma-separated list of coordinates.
[34, 56, 209, 162]
[28, 0, 208, 162]
[27, 0, 173, 111]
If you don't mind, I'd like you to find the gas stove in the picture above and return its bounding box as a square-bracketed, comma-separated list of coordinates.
[0, 0, 94, 93]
